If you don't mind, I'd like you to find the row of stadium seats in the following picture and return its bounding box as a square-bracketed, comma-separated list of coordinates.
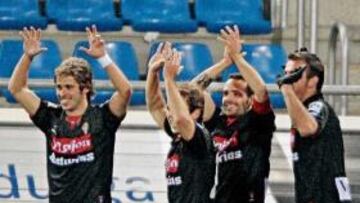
[0, 40, 286, 107]
[0, 0, 271, 34]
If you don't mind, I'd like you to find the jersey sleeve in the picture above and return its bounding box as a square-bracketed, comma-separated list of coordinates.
[30, 100, 60, 134]
[163, 118, 177, 139]
[204, 107, 222, 133]
[100, 102, 125, 133]
[251, 96, 276, 133]
[308, 101, 329, 136]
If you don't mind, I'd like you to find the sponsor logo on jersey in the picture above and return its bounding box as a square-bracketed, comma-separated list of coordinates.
[165, 154, 180, 174]
[213, 132, 239, 152]
[167, 176, 182, 186]
[216, 150, 243, 163]
[49, 152, 95, 166]
[51, 133, 93, 155]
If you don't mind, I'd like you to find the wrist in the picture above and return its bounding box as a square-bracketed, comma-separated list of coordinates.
[97, 53, 113, 68]
[24, 53, 34, 61]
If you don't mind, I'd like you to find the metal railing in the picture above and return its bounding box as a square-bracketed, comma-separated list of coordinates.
[1, 79, 360, 95]
[328, 22, 349, 115]
[297, 0, 319, 52]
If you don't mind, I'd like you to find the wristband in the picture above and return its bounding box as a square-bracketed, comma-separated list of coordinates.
[97, 54, 113, 68]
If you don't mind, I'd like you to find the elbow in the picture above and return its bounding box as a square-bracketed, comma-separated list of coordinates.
[297, 122, 318, 137]
[174, 114, 192, 130]
[8, 84, 19, 96]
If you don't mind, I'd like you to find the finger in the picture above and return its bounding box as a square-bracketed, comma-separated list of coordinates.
[225, 26, 235, 38]
[156, 42, 164, 54]
[35, 28, 41, 40]
[85, 27, 92, 40]
[234, 25, 240, 38]
[79, 46, 90, 53]
[30, 26, 36, 39]
[22, 27, 30, 39]
[19, 31, 28, 41]
[220, 29, 231, 40]
[40, 47, 48, 53]
[92, 24, 98, 35]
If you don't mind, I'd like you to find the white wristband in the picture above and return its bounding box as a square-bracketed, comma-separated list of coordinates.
[97, 54, 113, 69]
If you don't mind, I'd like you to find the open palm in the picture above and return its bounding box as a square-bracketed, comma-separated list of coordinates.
[20, 27, 47, 58]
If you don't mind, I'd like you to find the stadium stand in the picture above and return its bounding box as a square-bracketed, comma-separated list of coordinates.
[46, 0, 122, 31]
[73, 41, 145, 105]
[0, 0, 47, 30]
[195, 0, 272, 34]
[148, 42, 214, 80]
[0, 39, 61, 103]
[121, 0, 197, 33]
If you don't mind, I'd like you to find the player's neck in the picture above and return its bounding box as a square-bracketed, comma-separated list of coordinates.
[65, 99, 89, 117]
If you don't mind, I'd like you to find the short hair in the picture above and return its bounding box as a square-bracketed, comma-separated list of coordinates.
[54, 57, 94, 101]
[228, 73, 254, 96]
[177, 83, 204, 114]
[288, 47, 324, 91]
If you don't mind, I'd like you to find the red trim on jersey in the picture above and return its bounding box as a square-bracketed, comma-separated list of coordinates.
[252, 94, 272, 115]
[65, 115, 82, 129]
[226, 117, 237, 126]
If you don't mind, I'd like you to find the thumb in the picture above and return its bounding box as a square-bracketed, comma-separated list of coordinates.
[39, 47, 48, 53]
[79, 46, 90, 54]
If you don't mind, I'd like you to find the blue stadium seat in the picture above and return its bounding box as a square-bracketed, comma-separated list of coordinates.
[215, 44, 287, 108]
[0, 40, 61, 103]
[73, 41, 145, 105]
[122, 0, 197, 33]
[148, 42, 213, 81]
[46, 0, 122, 31]
[0, 0, 47, 30]
[195, 0, 271, 34]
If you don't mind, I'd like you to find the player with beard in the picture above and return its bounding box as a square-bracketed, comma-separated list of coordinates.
[191, 25, 276, 203]
[8, 25, 132, 202]
[146, 42, 215, 203]
[277, 47, 352, 203]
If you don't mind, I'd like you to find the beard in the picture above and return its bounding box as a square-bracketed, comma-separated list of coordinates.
[222, 101, 250, 117]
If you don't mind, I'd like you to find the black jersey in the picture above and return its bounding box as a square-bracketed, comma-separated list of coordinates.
[291, 94, 352, 203]
[31, 100, 124, 203]
[205, 97, 275, 203]
[164, 119, 215, 203]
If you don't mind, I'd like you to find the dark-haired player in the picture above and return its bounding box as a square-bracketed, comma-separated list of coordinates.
[277, 47, 352, 203]
[192, 25, 276, 203]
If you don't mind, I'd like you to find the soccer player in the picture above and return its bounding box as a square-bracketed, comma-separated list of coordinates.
[192, 25, 276, 203]
[8, 25, 132, 202]
[277, 47, 352, 203]
[146, 42, 215, 203]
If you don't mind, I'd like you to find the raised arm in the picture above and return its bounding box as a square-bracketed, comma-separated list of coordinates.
[190, 47, 232, 121]
[145, 42, 172, 127]
[8, 27, 48, 116]
[80, 25, 132, 118]
[163, 50, 195, 141]
[219, 25, 268, 103]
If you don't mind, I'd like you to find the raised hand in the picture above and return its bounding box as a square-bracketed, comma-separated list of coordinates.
[163, 49, 182, 80]
[19, 27, 47, 59]
[148, 41, 172, 74]
[218, 25, 245, 57]
[80, 25, 106, 58]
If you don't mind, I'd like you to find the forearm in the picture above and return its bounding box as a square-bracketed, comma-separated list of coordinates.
[105, 64, 132, 99]
[231, 53, 267, 100]
[191, 59, 232, 90]
[146, 70, 165, 110]
[8, 54, 32, 94]
[282, 86, 318, 136]
[164, 78, 191, 122]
